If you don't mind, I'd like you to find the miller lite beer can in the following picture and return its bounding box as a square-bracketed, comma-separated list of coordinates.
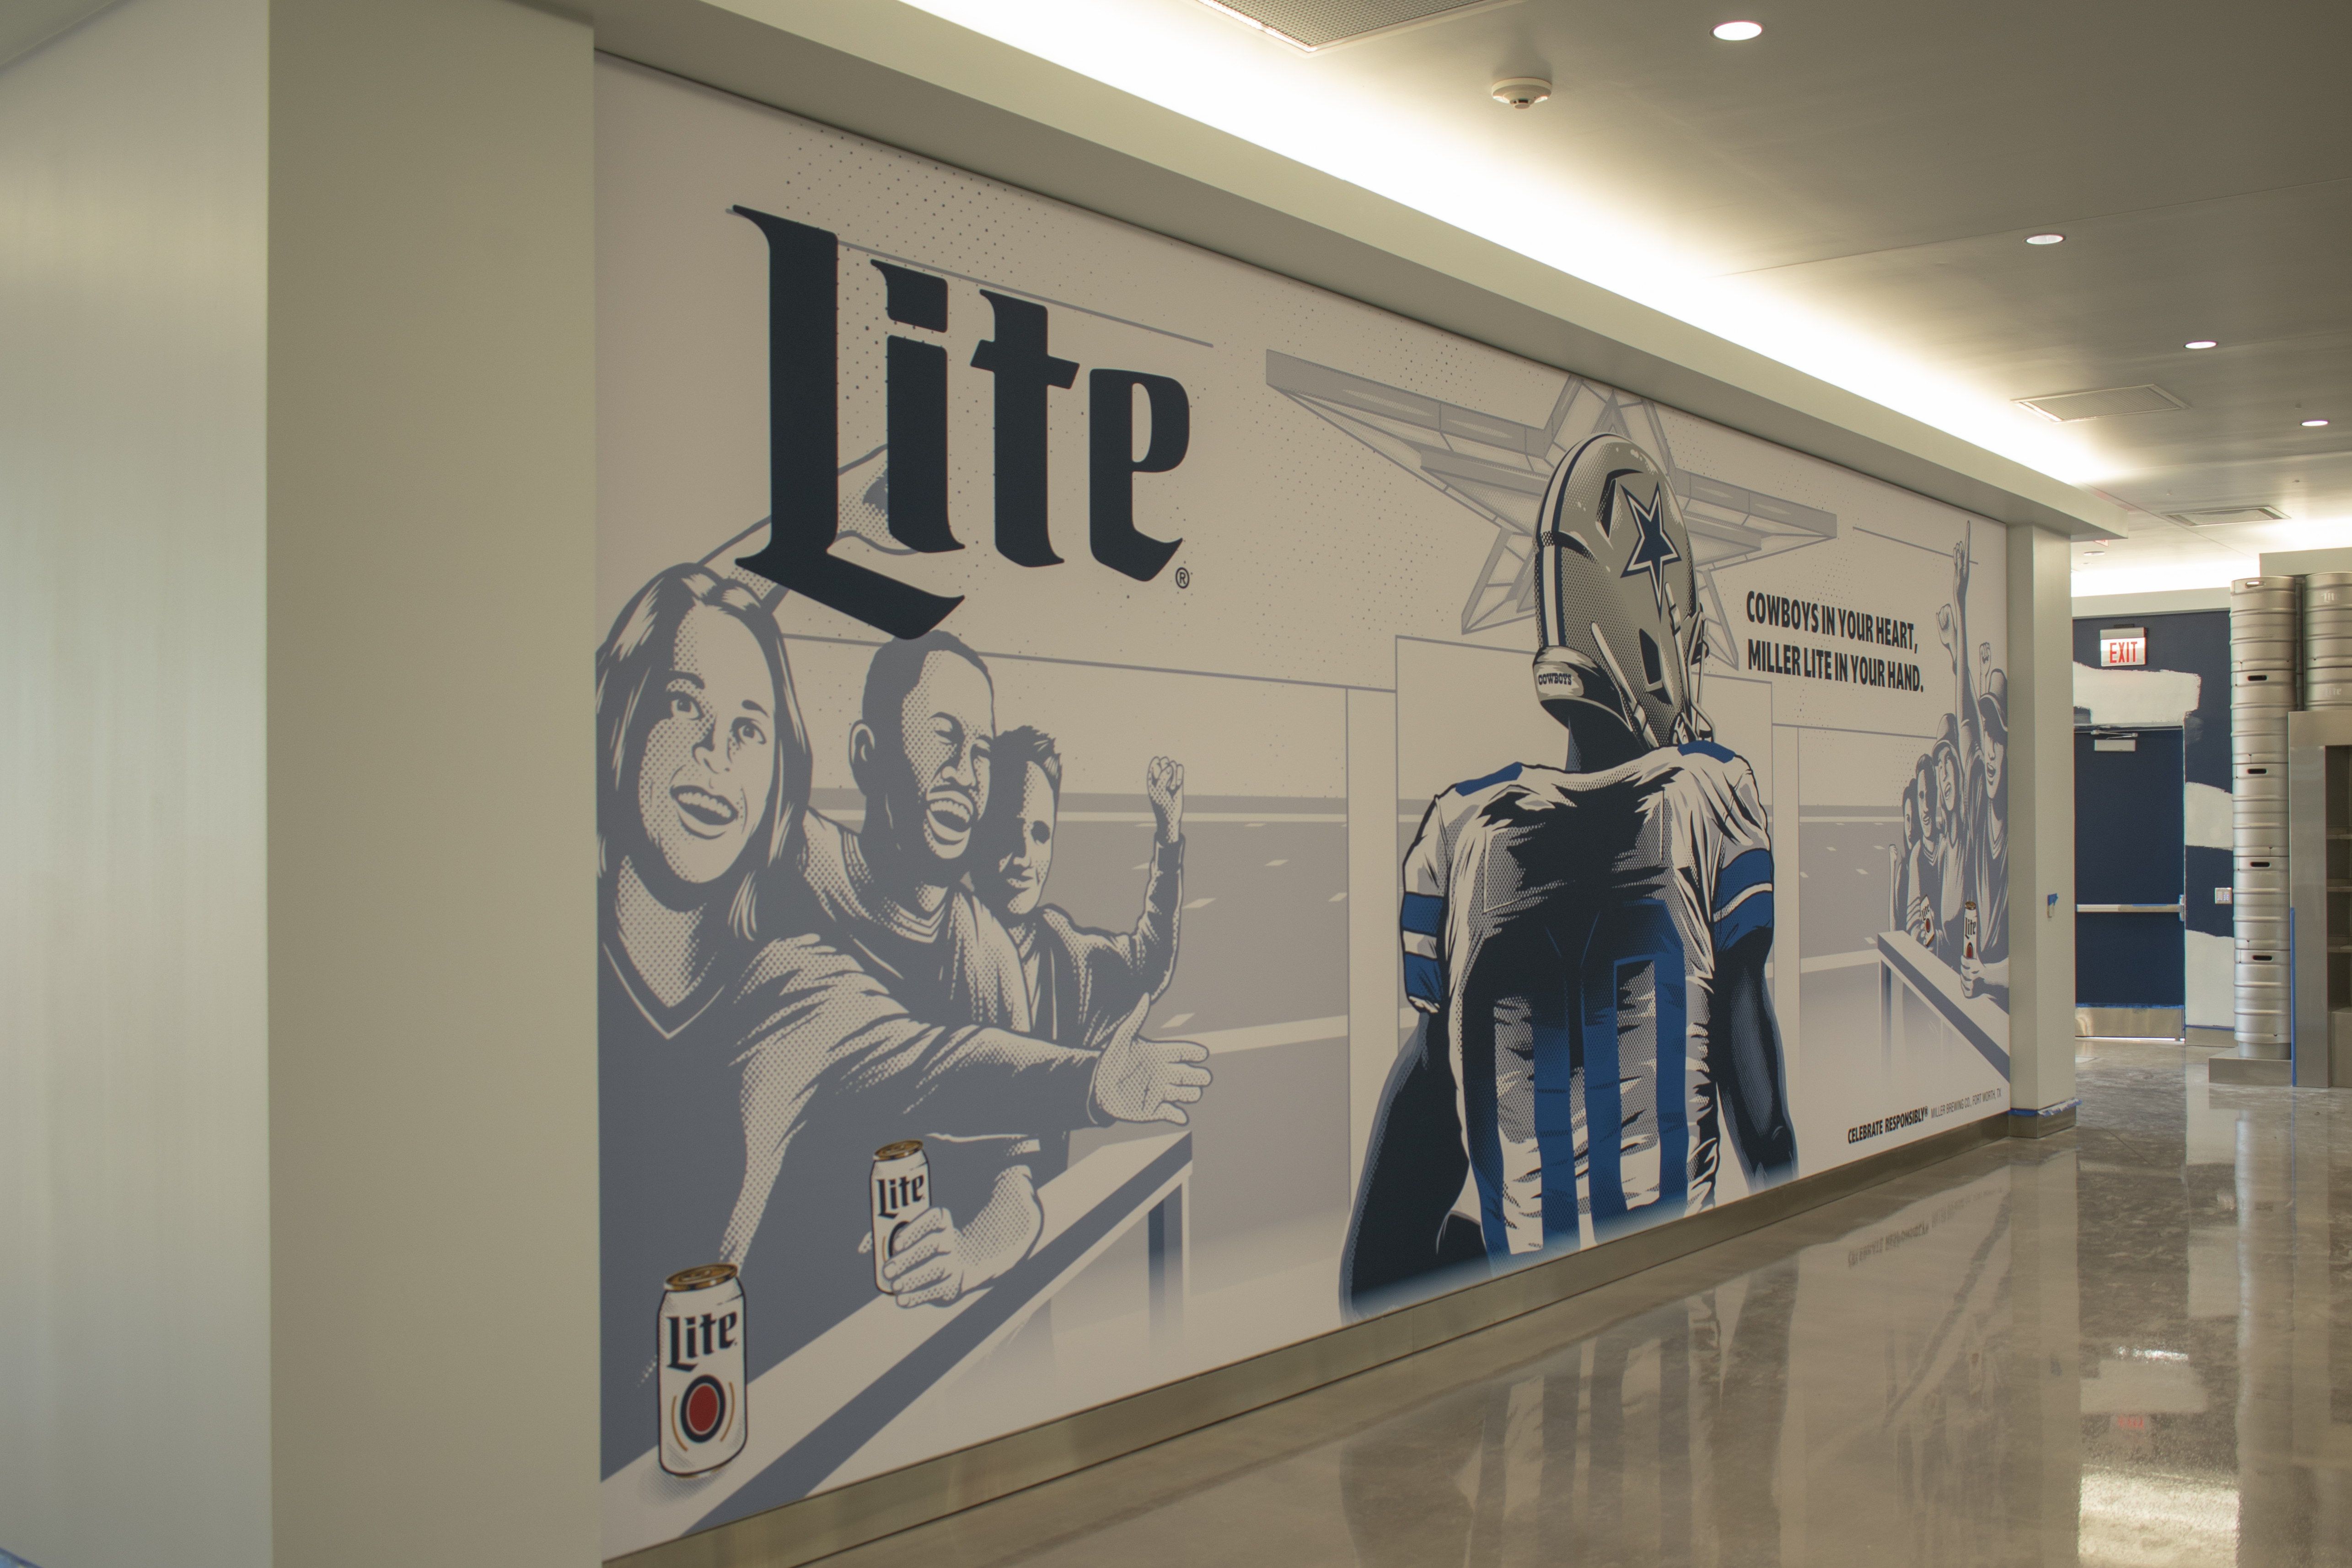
[871, 1139, 931, 1293]
[657, 1262, 746, 1477]
[1963, 900, 1980, 964]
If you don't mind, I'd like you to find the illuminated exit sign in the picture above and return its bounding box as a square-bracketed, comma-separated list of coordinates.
[2100, 627, 2146, 667]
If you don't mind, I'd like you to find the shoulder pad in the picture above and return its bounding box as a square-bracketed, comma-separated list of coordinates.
[1447, 761, 1525, 797]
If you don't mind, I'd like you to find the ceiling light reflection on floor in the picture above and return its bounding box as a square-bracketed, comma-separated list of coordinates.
[2185, 340, 2218, 350]
[2026, 233, 2066, 245]
[2078, 1469, 2238, 1568]
[1712, 21, 1763, 40]
[2304, 419, 2331, 428]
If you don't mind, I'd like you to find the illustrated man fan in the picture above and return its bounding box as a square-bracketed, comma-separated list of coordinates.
[796, 633, 1210, 1306]
[596, 569, 1211, 1479]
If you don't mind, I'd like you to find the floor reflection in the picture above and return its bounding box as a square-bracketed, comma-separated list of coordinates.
[818, 1037, 2352, 1568]
[1337, 1254, 1804, 1567]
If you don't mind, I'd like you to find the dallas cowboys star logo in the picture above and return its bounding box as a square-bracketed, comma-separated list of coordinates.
[1617, 484, 1680, 613]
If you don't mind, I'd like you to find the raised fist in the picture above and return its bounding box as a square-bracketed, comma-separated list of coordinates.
[1146, 756, 1186, 846]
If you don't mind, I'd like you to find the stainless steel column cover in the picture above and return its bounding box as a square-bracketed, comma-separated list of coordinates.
[2233, 575, 2297, 1052]
[2302, 572, 2352, 709]
[2286, 707, 2352, 1084]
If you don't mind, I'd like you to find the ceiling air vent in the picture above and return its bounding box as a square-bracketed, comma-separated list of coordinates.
[1198, 0, 1507, 51]
[2168, 505, 2289, 526]
[2014, 384, 2188, 422]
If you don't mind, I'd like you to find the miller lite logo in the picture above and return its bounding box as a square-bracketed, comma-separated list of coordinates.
[665, 1312, 738, 1448]
[870, 1140, 932, 1293]
[657, 1263, 746, 1475]
[874, 1169, 926, 1218]
[731, 207, 1192, 640]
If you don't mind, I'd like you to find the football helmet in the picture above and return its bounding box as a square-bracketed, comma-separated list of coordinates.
[1530, 433, 1707, 747]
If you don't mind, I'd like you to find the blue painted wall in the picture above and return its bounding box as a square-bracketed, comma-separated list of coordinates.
[2073, 610, 2230, 943]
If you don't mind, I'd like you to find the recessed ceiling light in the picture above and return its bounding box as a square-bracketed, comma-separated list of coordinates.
[2304, 419, 2331, 428]
[2025, 233, 2065, 245]
[2083, 548, 2107, 557]
[1713, 20, 1763, 40]
[2185, 340, 2218, 350]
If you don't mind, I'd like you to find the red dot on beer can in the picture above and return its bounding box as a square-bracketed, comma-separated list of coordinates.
[684, 1380, 723, 1439]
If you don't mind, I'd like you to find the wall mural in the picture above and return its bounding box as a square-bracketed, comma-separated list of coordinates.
[594, 57, 2011, 1557]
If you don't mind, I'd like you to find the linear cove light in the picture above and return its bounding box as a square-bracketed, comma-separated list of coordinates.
[892, 0, 2116, 486]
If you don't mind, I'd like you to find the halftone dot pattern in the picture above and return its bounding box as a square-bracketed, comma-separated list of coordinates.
[597, 59, 2019, 1557]
[598, 51, 2005, 803]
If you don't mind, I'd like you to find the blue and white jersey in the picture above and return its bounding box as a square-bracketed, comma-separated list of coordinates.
[1399, 742, 1773, 1257]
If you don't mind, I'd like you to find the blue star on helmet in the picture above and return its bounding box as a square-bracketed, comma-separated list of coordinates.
[1618, 485, 1680, 613]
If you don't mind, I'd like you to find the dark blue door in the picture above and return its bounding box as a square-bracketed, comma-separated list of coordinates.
[2075, 729, 2185, 1007]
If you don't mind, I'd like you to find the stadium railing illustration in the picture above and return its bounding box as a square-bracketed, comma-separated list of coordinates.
[601, 1132, 1193, 1555]
[1875, 930, 2011, 1076]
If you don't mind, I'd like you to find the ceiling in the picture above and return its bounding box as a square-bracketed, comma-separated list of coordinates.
[904, 0, 2352, 594]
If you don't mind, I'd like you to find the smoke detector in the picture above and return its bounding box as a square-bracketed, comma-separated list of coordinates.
[1492, 76, 1552, 108]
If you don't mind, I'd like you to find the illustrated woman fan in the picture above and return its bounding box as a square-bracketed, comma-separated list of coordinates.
[595, 565, 1212, 1479]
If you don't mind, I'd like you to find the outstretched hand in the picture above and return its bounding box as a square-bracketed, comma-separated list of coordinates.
[1146, 756, 1186, 845]
[1093, 1023, 1212, 1125]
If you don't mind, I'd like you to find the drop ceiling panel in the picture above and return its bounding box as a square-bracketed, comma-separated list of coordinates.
[1209, 0, 1495, 49]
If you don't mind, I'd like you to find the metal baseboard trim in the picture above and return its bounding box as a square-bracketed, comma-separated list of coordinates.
[2210, 1055, 2293, 1086]
[615, 1111, 2010, 1567]
[2074, 1006, 2184, 1042]
[2007, 1102, 2078, 1137]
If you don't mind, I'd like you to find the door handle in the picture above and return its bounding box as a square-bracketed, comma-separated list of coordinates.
[2074, 903, 2184, 914]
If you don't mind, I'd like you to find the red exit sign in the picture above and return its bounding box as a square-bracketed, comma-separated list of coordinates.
[2100, 628, 2146, 667]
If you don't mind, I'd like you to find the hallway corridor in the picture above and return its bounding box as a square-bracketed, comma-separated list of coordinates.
[820, 1042, 2352, 1567]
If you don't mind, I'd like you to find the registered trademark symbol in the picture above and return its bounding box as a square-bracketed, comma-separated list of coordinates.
[1174, 567, 1191, 589]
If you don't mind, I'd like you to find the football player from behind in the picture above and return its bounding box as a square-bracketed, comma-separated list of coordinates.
[1343, 434, 1797, 1316]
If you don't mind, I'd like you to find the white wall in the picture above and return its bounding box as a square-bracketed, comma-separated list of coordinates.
[265, 3, 599, 1563]
[0, 2, 273, 1565]
[2072, 587, 2229, 618]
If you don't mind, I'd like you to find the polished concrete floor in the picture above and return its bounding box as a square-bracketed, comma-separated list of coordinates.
[828, 1037, 2351, 1567]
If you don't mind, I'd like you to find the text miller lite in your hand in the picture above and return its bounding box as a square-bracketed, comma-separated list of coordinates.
[872, 1139, 931, 1293]
[657, 1263, 746, 1477]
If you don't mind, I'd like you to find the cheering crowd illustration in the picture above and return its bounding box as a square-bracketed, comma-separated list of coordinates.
[1889, 526, 2012, 1007]
[595, 568, 1203, 1479]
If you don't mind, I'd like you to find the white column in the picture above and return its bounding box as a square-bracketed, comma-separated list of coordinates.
[267, 1, 598, 1563]
[2005, 522, 2078, 1118]
[0, 3, 271, 1564]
